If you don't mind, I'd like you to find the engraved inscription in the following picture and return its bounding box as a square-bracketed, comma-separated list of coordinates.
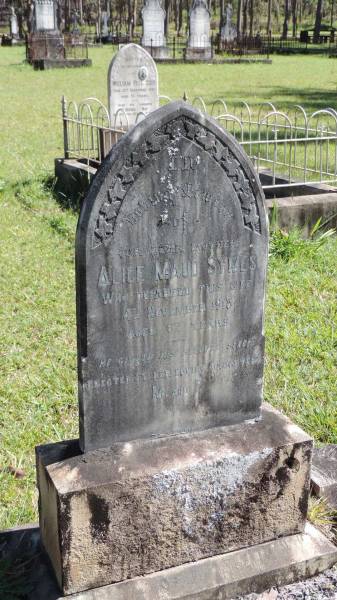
[77, 102, 267, 451]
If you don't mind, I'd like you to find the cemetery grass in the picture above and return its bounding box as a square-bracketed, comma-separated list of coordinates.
[0, 47, 336, 529]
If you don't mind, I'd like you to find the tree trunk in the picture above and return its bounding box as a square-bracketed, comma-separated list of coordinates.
[97, 0, 101, 36]
[237, 0, 242, 38]
[291, 0, 297, 37]
[298, 0, 302, 29]
[267, 0, 272, 34]
[178, 0, 183, 34]
[220, 0, 225, 29]
[273, 0, 280, 30]
[165, 0, 170, 36]
[185, 0, 190, 36]
[18, 11, 24, 37]
[242, 0, 248, 36]
[119, 0, 122, 30]
[282, 0, 289, 39]
[249, 0, 254, 36]
[133, 0, 138, 28]
[174, 0, 179, 32]
[313, 0, 323, 42]
[330, 0, 334, 27]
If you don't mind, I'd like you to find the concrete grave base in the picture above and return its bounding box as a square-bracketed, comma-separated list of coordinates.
[36, 404, 314, 595]
[54, 159, 337, 235]
[0, 522, 336, 599]
[185, 47, 212, 61]
[311, 444, 337, 508]
[142, 45, 170, 59]
[32, 58, 92, 70]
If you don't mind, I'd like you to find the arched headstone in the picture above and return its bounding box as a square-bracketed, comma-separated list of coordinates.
[186, 0, 211, 60]
[142, 0, 166, 47]
[76, 101, 268, 451]
[107, 43, 159, 128]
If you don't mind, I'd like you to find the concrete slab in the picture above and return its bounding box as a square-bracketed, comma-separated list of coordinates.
[265, 193, 337, 237]
[0, 523, 336, 599]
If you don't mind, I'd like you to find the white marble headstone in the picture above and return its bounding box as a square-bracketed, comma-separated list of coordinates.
[10, 7, 19, 36]
[188, 0, 211, 49]
[101, 11, 109, 37]
[35, 0, 56, 30]
[108, 44, 159, 128]
[142, 0, 166, 47]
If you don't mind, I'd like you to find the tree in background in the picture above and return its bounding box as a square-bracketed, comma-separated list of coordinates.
[313, 0, 323, 41]
[2, 0, 336, 40]
[282, 0, 289, 37]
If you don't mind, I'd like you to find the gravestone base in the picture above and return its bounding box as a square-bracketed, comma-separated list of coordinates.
[1, 522, 336, 600]
[28, 31, 65, 62]
[36, 404, 313, 596]
[311, 445, 337, 508]
[185, 46, 212, 61]
[31, 58, 92, 70]
[142, 45, 170, 59]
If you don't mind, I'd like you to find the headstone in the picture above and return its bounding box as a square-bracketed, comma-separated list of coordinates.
[186, 0, 211, 60]
[221, 3, 237, 42]
[311, 445, 337, 507]
[27, 0, 91, 68]
[76, 100, 268, 452]
[10, 6, 19, 39]
[36, 102, 331, 599]
[101, 10, 109, 37]
[141, 0, 169, 59]
[107, 43, 159, 128]
[34, 0, 56, 31]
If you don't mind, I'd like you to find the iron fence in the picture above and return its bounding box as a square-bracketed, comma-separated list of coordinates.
[61, 95, 337, 191]
[62, 97, 125, 166]
[26, 33, 89, 63]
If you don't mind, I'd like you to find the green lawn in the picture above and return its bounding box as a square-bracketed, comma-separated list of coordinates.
[0, 47, 336, 529]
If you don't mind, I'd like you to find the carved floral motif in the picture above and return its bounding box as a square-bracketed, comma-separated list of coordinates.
[93, 116, 261, 248]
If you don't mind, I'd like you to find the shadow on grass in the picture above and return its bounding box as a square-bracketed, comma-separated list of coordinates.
[44, 175, 85, 213]
[11, 176, 79, 244]
[255, 87, 337, 113]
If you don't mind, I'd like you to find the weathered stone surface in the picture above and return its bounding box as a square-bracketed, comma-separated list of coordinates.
[311, 445, 337, 507]
[76, 100, 268, 452]
[28, 30, 64, 61]
[37, 404, 312, 595]
[107, 44, 159, 127]
[34, 0, 56, 31]
[188, 0, 211, 49]
[1, 523, 337, 600]
[142, 0, 166, 47]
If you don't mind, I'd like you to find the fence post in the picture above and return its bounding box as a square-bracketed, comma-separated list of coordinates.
[62, 96, 70, 160]
[211, 33, 214, 59]
[173, 36, 176, 60]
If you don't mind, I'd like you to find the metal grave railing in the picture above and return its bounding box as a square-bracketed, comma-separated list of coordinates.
[61, 95, 337, 191]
